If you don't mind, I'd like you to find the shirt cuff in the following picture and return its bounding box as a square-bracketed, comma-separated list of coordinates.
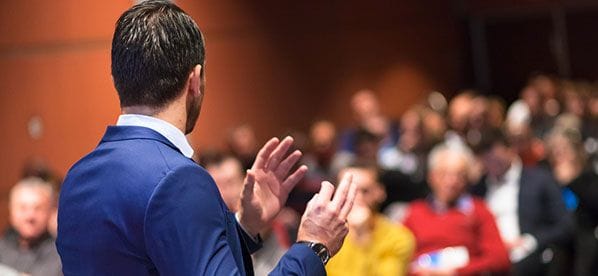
[235, 212, 259, 243]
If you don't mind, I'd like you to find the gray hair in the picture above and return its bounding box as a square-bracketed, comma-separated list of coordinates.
[9, 177, 55, 204]
[427, 142, 475, 172]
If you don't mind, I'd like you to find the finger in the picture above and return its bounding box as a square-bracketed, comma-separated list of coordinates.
[304, 193, 319, 213]
[241, 170, 256, 199]
[339, 180, 357, 220]
[265, 136, 294, 171]
[252, 138, 280, 170]
[330, 173, 353, 211]
[317, 181, 335, 204]
[275, 150, 302, 179]
[281, 165, 308, 193]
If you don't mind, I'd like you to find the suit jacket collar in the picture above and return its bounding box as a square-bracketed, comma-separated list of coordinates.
[101, 125, 183, 156]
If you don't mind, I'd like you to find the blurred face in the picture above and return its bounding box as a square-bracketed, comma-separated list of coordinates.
[351, 90, 380, 120]
[339, 168, 384, 210]
[428, 153, 469, 205]
[207, 158, 244, 212]
[521, 86, 542, 116]
[564, 91, 586, 118]
[399, 111, 423, 152]
[480, 144, 513, 179]
[9, 186, 53, 241]
[448, 95, 473, 133]
[310, 121, 336, 153]
[547, 135, 577, 166]
[469, 97, 489, 130]
[230, 126, 257, 156]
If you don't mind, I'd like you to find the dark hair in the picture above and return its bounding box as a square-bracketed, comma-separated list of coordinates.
[111, 0, 205, 108]
[469, 128, 510, 154]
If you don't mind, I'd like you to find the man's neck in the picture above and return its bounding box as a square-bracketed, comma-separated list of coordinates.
[122, 105, 187, 134]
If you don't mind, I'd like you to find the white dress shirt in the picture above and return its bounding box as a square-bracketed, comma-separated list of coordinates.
[116, 114, 194, 158]
[486, 159, 522, 244]
[485, 159, 537, 262]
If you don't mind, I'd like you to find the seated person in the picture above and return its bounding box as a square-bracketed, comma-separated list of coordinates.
[470, 128, 573, 276]
[0, 177, 61, 276]
[403, 144, 510, 275]
[326, 165, 415, 276]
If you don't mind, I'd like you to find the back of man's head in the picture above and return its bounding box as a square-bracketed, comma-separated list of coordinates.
[111, 0, 205, 109]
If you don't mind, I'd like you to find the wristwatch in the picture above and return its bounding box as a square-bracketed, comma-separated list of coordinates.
[297, 241, 330, 265]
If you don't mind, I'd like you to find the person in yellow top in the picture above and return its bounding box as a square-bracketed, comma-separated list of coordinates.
[326, 165, 415, 276]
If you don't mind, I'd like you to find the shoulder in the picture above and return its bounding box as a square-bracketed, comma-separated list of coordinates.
[406, 199, 429, 212]
[376, 215, 414, 242]
[145, 162, 224, 217]
[471, 197, 493, 216]
[403, 200, 430, 223]
[149, 163, 221, 207]
[521, 166, 555, 184]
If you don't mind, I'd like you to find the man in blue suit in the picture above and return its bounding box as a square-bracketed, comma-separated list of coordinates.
[56, 1, 356, 275]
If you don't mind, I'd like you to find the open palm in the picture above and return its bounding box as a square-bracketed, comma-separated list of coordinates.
[238, 137, 307, 237]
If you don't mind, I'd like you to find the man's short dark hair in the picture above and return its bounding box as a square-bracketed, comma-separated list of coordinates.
[111, 0, 205, 108]
[469, 128, 510, 154]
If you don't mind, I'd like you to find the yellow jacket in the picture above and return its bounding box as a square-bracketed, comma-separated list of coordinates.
[326, 215, 415, 276]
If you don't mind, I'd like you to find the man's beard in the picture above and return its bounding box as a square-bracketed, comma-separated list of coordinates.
[185, 95, 201, 135]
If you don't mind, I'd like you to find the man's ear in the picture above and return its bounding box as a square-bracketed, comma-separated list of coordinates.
[188, 64, 203, 97]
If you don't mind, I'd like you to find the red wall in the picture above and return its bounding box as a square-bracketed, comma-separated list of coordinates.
[0, 0, 461, 228]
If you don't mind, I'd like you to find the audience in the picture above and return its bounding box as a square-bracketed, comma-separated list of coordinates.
[326, 165, 414, 276]
[338, 89, 399, 156]
[0, 177, 62, 276]
[2, 71, 597, 275]
[403, 144, 510, 275]
[379, 106, 430, 209]
[470, 128, 573, 276]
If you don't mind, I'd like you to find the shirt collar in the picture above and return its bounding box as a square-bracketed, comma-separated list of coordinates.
[116, 114, 195, 158]
[428, 194, 474, 214]
[489, 157, 522, 185]
[503, 158, 522, 183]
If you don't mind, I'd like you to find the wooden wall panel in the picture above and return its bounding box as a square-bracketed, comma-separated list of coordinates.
[0, 0, 462, 228]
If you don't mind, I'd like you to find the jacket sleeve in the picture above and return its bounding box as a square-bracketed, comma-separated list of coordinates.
[144, 164, 325, 276]
[144, 165, 244, 275]
[269, 244, 326, 276]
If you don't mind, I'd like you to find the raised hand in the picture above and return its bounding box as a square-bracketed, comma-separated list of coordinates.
[238, 136, 307, 237]
[297, 173, 357, 256]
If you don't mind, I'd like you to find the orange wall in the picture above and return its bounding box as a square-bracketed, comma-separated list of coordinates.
[0, 0, 461, 227]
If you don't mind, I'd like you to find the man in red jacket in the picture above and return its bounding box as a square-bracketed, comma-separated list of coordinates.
[403, 144, 510, 275]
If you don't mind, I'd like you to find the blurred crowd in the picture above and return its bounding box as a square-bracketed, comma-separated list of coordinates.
[1, 73, 597, 276]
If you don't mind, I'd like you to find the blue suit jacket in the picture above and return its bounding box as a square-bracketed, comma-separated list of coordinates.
[57, 126, 325, 275]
